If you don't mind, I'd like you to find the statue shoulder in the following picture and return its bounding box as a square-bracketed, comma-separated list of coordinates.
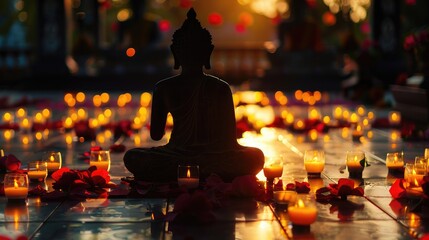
[204, 74, 231, 89]
[154, 75, 180, 90]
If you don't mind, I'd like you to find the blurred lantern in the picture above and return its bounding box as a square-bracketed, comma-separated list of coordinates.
[235, 22, 246, 33]
[239, 12, 253, 27]
[159, 19, 171, 32]
[322, 12, 336, 26]
[208, 12, 223, 26]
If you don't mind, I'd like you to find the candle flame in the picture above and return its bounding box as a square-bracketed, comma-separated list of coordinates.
[36, 162, 39, 170]
[187, 169, 191, 178]
[297, 199, 305, 208]
[414, 178, 419, 187]
[50, 155, 55, 162]
[14, 179, 18, 188]
[98, 154, 102, 162]
[354, 156, 358, 162]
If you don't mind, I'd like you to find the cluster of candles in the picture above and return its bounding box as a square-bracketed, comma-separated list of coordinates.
[1, 148, 113, 200]
[261, 153, 319, 227]
[402, 148, 429, 190]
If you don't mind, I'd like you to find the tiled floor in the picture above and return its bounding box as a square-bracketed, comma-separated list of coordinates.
[0, 90, 428, 239]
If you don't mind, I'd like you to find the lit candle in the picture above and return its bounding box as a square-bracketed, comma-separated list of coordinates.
[89, 150, 111, 171]
[4, 173, 29, 200]
[333, 106, 343, 120]
[263, 164, 283, 180]
[177, 165, 199, 189]
[27, 161, 48, 182]
[304, 150, 325, 177]
[293, 119, 305, 131]
[346, 151, 365, 178]
[352, 124, 363, 142]
[273, 190, 297, 205]
[287, 195, 318, 226]
[405, 163, 426, 188]
[45, 152, 62, 173]
[386, 152, 404, 174]
[388, 111, 401, 126]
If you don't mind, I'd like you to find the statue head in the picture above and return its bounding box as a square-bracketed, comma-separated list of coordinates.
[171, 8, 214, 70]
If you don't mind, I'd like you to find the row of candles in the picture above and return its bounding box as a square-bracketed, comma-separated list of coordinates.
[2, 149, 111, 200]
[260, 147, 429, 226]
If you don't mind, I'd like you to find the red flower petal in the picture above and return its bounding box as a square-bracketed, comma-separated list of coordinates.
[91, 169, 111, 186]
[51, 167, 71, 181]
[109, 144, 126, 153]
[29, 185, 48, 196]
[286, 183, 295, 191]
[5, 154, 22, 172]
[295, 181, 311, 194]
[389, 179, 407, 199]
[229, 175, 260, 198]
[337, 178, 355, 196]
[90, 146, 102, 151]
[173, 193, 192, 213]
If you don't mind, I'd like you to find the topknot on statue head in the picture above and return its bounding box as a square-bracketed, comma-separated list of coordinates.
[171, 8, 214, 69]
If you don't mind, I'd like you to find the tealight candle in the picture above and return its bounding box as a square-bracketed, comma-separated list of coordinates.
[293, 119, 306, 131]
[287, 194, 318, 226]
[404, 163, 426, 188]
[263, 156, 284, 181]
[385, 152, 404, 175]
[303, 150, 325, 177]
[352, 124, 364, 142]
[4, 173, 29, 200]
[27, 161, 48, 182]
[89, 150, 111, 171]
[346, 150, 366, 178]
[273, 190, 297, 205]
[177, 165, 199, 189]
[388, 111, 401, 126]
[45, 151, 62, 173]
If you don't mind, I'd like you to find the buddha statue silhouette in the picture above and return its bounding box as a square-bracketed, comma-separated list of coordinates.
[123, 8, 264, 182]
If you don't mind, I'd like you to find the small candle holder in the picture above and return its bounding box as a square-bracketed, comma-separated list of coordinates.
[4, 173, 29, 200]
[273, 190, 297, 206]
[351, 124, 364, 142]
[27, 161, 48, 182]
[346, 150, 366, 179]
[263, 156, 284, 182]
[44, 151, 62, 174]
[287, 193, 318, 226]
[177, 165, 199, 189]
[89, 150, 111, 171]
[404, 163, 426, 189]
[385, 152, 404, 176]
[303, 150, 325, 178]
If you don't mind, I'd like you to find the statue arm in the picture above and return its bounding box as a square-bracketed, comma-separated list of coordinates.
[150, 86, 168, 141]
[223, 85, 239, 143]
